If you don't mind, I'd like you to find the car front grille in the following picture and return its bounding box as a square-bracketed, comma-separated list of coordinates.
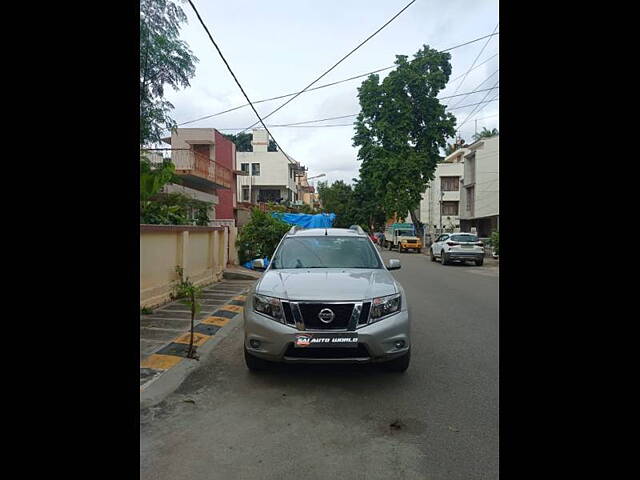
[405, 239, 417, 244]
[299, 303, 354, 329]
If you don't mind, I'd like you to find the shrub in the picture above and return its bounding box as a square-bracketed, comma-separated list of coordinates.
[491, 230, 499, 255]
[236, 208, 291, 264]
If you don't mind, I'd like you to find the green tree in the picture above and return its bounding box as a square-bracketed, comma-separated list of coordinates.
[353, 45, 456, 234]
[236, 208, 291, 264]
[472, 127, 499, 142]
[222, 132, 277, 152]
[317, 180, 356, 228]
[140, 0, 198, 144]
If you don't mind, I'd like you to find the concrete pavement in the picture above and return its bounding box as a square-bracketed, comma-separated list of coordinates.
[140, 249, 498, 480]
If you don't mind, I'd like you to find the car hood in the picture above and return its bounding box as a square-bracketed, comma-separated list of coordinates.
[256, 269, 398, 301]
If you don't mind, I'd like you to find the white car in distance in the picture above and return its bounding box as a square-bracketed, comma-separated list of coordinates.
[430, 233, 485, 266]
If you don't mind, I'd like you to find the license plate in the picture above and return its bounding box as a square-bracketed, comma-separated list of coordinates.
[461, 245, 473, 248]
[294, 333, 358, 348]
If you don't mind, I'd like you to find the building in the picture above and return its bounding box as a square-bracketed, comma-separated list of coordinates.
[160, 128, 237, 224]
[419, 148, 467, 236]
[458, 135, 499, 237]
[236, 129, 306, 205]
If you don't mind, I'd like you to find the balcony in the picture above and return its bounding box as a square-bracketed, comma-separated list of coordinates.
[144, 148, 233, 191]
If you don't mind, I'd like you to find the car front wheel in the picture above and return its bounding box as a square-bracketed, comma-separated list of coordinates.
[430, 249, 436, 261]
[244, 346, 270, 371]
[441, 251, 448, 265]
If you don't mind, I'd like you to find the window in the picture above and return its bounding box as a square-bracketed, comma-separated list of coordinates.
[241, 186, 249, 202]
[271, 236, 382, 269]
[441, 176, 460, 192]
[466, 187, 475, 212]
[251, 163, 260, 176]
[441, 201, 459, 216]
[450, 234, 479, 242]
[240, 163, 249, 174]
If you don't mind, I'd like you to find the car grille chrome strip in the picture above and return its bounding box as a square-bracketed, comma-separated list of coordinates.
[347, 302, 363, 331]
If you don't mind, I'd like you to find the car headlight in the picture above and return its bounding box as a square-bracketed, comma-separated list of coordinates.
[369, 293, 401, 322]
[253, 294, 284, 322]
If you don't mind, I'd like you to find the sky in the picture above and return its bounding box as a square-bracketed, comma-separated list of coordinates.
[164, 0, 499, 186]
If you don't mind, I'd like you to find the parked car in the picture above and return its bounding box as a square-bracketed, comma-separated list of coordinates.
[243, 225, 410, 372]
[430, 232, 484, 266]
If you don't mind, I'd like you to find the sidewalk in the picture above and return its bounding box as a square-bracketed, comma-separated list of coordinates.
[140, 271, 259, 407]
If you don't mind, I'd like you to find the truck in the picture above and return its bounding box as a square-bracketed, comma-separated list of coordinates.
[383, 223, 422, 253]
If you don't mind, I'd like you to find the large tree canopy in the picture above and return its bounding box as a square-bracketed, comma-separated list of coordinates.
[352, 45, 457, 232]
[140, 0, 198, 145]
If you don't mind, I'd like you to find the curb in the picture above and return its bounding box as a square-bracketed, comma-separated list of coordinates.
[140, 291, 249, 410]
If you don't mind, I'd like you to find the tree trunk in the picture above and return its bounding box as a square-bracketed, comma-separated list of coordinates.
[409, 209, 423, 237]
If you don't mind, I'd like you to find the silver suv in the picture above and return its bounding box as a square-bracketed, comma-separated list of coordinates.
[243, 226, 411, 372]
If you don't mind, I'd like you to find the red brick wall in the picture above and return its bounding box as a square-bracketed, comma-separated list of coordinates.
[214, 131, 237, 221]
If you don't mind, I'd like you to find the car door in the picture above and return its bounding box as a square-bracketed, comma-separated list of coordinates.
[434, 234, 449, 255]
[431, 235, 442, 254]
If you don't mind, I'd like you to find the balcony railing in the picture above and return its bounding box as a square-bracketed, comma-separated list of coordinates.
[142, 148, 233, 190]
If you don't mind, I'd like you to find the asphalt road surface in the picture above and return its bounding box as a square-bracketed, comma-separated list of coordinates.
[140, 248, 499, 480]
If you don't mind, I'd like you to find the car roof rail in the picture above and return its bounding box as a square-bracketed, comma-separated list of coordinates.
[349, 225, 366, 235]
[288, 225, 303, 235]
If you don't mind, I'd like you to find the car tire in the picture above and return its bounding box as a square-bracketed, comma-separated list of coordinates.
[399, 246, 404, 253]
[384, 349, 411, 373]
[244, 346, 270, 371]
[441, 251, 448, 265]
[430, 249, 436, 262]
[475, 258, 484, 266]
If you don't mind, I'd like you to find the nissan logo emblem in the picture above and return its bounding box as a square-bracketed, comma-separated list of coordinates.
[318, 308, 335, 324]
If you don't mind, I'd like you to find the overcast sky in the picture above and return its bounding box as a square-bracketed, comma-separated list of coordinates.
[164, 0, 499, 185]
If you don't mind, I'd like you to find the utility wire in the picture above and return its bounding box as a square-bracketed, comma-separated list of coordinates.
[457, 81, 499, 131]
[212, 98, 499, 131]
[177, 85, 499, 130]
[186, 0, 296, 164]
[447, 22, 498, 101]
[241, 0, 419, 133]
[449, 53, 498, 84]
[175, 32, 499, 129]
[449, 68, 499, 109]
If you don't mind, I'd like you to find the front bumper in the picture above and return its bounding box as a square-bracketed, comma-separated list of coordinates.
[400, 243, 422, 249]
[244, 307, 410, 364]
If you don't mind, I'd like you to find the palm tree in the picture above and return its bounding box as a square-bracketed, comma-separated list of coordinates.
[472, 127, 499, 142]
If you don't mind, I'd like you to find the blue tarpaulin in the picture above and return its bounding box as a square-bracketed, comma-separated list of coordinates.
[270, 212, 336, 228]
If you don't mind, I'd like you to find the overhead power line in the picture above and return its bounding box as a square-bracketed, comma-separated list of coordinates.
[177, 84, 499, 130]
[450, 68, 499, 109]
[186, 0, 296, 164]
[457, 83, 500, 130]
[448, 53, 498, 84]
[447, 22, 498, 101]
[210, 98, 499, 131]
[241, 0, 419, 133]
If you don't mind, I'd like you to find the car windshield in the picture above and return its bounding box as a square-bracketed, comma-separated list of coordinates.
[450, 234, 479, 242]
[271, 236, 383, 269]
[397, 230, 414, 236]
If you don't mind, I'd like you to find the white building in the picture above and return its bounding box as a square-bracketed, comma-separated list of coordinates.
[236, 129, 305, 204]
[419, 148, 467, 236]
[459, 135, 499, 237]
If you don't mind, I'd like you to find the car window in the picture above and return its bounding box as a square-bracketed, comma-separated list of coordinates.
[271, 236, 383, 269]
[451, 234, 478, 242]
[440, 235, 449, 241]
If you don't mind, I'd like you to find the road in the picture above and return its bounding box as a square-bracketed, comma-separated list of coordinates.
[140, 249, 499, 480]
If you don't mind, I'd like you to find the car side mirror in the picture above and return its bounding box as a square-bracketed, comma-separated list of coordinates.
[387, 259, 401, 270]
[252, 259, 266, 270]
